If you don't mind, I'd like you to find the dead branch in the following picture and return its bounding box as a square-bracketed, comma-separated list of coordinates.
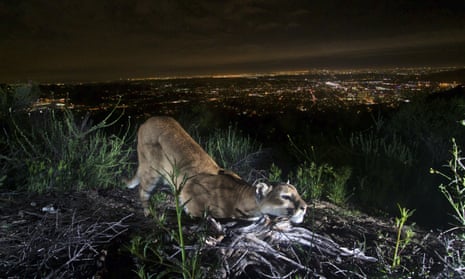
[1, 211, 132, 278]
[176, 216, 378, 278]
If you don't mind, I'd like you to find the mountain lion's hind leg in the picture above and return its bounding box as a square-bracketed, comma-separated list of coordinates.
[139, 174, 162, 216]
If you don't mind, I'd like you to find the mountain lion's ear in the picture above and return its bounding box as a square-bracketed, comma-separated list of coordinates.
[256, 182, 273, 201]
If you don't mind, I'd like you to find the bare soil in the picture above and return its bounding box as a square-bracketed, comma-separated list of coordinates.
[0, 188, 448, 278]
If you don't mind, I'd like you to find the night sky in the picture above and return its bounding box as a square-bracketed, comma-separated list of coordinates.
[1, 0, 465, 82]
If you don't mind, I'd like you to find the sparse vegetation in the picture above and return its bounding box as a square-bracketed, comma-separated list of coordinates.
[431, 137, 465, 277]
[291, 161, 332, 200]
[267, 163, 283, 183]
[391, 204, 415, 269]
[349, 130, 415, 166]
[286, 137, 353, 204]
[129, 166, 205, 279]
[432, 138, 465, 227]
[201, 124, 265, 179]
[327, 166, 352, 206]
[4, 107, 133, 192]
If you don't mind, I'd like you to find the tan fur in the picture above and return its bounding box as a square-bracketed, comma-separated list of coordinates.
[125, 116, 307, 223]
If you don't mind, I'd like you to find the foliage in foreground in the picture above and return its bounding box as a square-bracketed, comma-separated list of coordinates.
[391, 204, 415, 269]
[432, 138, 465, 227]
[431, 138, 465, 277]
[129, 172, 208, 279]
[2, 106, 133, 192]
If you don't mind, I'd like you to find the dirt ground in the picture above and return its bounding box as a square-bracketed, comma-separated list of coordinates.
[0, 188, 449, 278]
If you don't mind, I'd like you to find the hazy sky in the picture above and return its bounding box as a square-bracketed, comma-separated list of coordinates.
[1, 0, 465, 82]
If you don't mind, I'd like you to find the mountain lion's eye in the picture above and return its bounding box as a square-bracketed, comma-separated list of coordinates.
[281, 194, 292, 200]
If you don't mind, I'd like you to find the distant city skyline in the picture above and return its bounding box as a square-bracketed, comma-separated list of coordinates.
[1, 0, 465, 83]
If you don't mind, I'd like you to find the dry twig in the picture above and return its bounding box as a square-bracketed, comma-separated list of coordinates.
[178, 216, 377, 278]
[1, 210, 132, 278]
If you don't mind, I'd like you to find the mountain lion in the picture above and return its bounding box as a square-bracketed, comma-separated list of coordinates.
[125, 116, 307, 223]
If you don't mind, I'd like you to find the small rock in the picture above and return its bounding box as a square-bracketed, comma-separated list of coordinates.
[42, 205, 58, 214]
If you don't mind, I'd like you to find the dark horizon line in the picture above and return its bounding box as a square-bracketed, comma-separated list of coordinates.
[3, 65, 464, 85]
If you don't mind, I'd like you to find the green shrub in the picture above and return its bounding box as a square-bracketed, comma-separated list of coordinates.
[349, 131, 415, 166]
[267, 163, 283, 183]
[292, 162, 331, 200]
[430, 134, 465, 279]
[7, 108, 133, 192]
[392, 204, 415, 269]
[432, 138, 465, 227]
[289, 161, 351, 205]
[327, 166, 352, 206]
[201, 125, 263, 178]
[287, 136, 352, 204]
